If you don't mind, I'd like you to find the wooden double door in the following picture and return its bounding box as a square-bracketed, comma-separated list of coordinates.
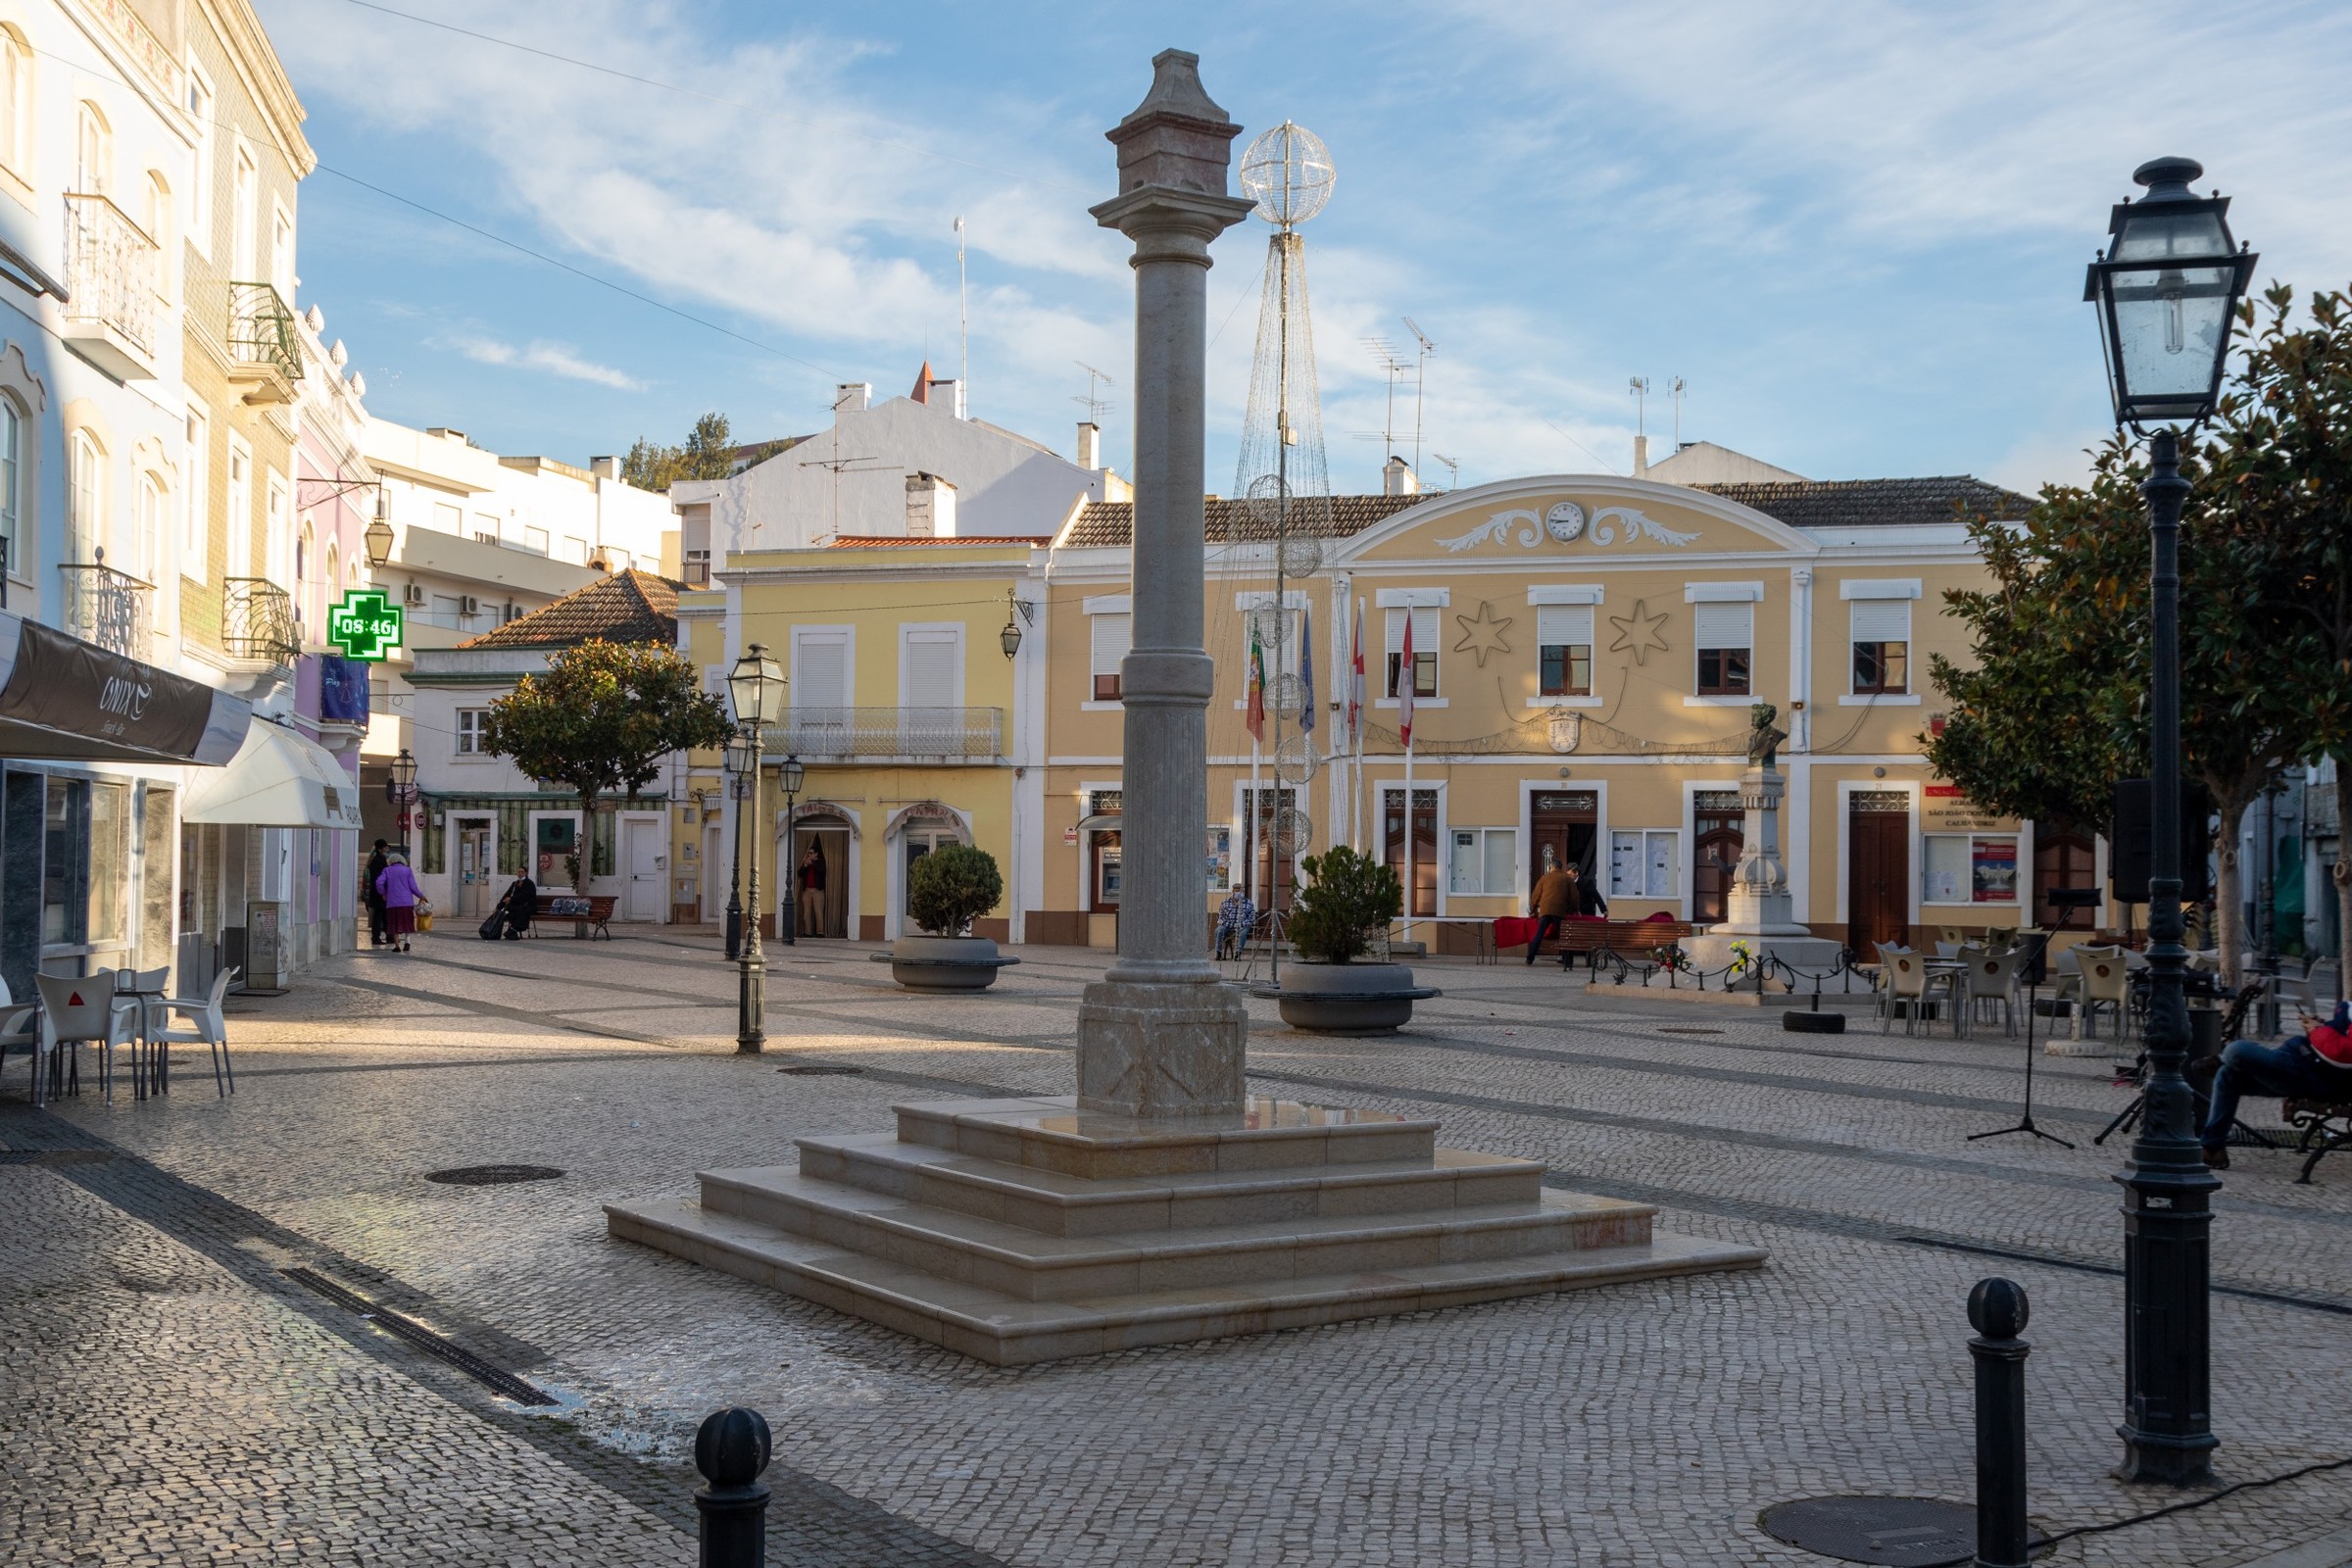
[1847, 791, 1911, 952]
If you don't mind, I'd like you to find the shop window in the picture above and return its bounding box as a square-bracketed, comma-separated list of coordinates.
[42, 776, 127, 948]
[1447, 828, 1516, 897]
[1923, 833, 2020, 904]
[1609, 829, 1678, 899]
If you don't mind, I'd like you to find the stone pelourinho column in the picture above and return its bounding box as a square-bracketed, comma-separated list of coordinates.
[1077, 51, 1255, 1118]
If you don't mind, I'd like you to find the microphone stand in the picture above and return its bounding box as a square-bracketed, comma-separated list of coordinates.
[1970, 901, 2083, 1149]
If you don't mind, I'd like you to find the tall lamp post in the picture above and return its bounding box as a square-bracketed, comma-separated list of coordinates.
[777, 756, 805, 946]
[388, 748, 419, 854]
[722, 733, 753, 962]
[726, 644, 786, 1054]
[2084, 154, 2255, 1486]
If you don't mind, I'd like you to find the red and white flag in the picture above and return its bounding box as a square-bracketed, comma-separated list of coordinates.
[1396, 608, 1416, 751]
[1348, 598, 1365, 746]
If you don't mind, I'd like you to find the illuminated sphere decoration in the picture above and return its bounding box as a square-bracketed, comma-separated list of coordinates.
[1239, 122, 1336, 228]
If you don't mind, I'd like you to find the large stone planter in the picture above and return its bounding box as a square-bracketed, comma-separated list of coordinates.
[872, 934, 1019, 992]
[1267, 961, 1438, 1034]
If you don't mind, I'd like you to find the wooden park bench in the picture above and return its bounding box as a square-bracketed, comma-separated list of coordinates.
[1545, 916, 1692, 969]
[2282, 1099, 2352, 1186]
[530, 894, 616, 940]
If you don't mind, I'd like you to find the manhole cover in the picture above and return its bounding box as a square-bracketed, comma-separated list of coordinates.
[1760, 1496, 2043, 1565]
[1659, 1026, 1724, 1036]
[424, 1165, 565, 1187]
[0, 1149, 114, 1165]
[779, 1064, 865, 1076]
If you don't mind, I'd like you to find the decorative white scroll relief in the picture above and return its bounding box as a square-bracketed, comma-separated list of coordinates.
[1435, 505, 1700, 553]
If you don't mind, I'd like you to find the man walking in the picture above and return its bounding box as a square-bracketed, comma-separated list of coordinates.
[1526, 851, 1575, 965]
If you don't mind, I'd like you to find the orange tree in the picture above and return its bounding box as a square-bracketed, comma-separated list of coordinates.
[478, 639, 731, 878]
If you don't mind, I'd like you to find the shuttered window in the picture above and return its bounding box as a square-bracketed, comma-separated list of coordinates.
[1537, 606, 1592, 697]
[792, 632, 848, 709]
[902, 628, 961, 708]
[1850, 599, 1910, 694]
[1384, 607, 1438, 697]
[1090, 612, 1130, 701]
[1693, 603, 1751, 696]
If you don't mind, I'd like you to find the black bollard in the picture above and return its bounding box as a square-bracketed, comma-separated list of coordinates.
[1967, 1278, 2031, 1568]
[695, 1406, 772, 1568]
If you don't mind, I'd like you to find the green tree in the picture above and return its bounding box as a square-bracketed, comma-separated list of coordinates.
[1929, 430, 2306, 977]
[478, 641, 732, 869]
[906, 843, 1003, 936]
[2205, 282, 2352, 979]
[621, 412, 741, 491]
[1287, 846, 1404, 964]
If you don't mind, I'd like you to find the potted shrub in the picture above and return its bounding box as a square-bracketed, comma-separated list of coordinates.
[877, 842, 1020, 992]
[1272, 846, 1437, 1033]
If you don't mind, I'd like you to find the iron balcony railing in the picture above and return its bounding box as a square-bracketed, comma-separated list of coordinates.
[222, 577, 299, 666]
[63, 193, 160, 359]
[226, 280, 303, 386]
[59, 560, 153, 659]
[774, 707, 1003, 760]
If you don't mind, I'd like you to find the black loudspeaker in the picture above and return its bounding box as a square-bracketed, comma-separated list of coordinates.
[2110, 777, 2213, 904]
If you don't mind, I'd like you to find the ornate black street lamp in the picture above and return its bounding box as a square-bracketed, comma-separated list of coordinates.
[387, 748, 419, 853]
[722, 732, 753, 961]
[2084, 154, 2255, 1487]
[726, 644, 786, 1054]
[776, 756, 806, 946]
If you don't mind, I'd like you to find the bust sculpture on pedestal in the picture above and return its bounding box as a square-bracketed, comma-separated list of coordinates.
[1688, 702, 1843, 987]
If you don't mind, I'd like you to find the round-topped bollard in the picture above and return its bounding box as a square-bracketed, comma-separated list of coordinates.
[694, 1406, 772, 1567]
[1968, 1276, 2030, 1342]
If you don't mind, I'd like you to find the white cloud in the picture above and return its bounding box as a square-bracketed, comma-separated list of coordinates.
[446, 334, 644, 390]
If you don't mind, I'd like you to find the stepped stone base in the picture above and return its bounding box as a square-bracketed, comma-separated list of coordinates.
[606, 1096, 1766, 1365]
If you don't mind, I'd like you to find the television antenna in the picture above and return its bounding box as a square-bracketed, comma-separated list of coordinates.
[1629, 376, 1651, 442]
[1432, 453, 1458, 489]
[1072, 361, 1115, 426]
[1403, 317, 1434, 479]
[800, 393, 898, 546]
[955, 216, 969, 417]
[1363, 336, 1407, 466]
[1670, 375, 1687, 451]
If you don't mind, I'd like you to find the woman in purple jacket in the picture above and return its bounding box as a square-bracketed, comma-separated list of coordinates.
[375, 851, 424, 954]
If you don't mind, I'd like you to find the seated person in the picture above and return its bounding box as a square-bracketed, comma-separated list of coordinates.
[1214, 887, 1256, 961]
[499, 873, 538, 939]
[2200, 1001, 2352, 1168]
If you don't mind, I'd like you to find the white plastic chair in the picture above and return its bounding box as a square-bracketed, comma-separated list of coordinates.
[2072, 945, 2132, 1041]
[1880, 949, 1952, 1035]
[149, 967, 238, 1098]
[1954, 944, 2026, 1038]
[0, 977, 39, 1094]
[32, 972, 141, 1106]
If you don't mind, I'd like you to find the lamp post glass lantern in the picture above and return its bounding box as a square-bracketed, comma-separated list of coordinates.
[388, 748, 419, 851]
[2085, 154, 2254, 1488]
[364, 492, 394, 569]
[778, 755, 805, 947]
[727, 646, 786, 1052]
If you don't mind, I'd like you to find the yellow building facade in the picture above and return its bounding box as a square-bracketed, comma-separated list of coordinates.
[692, 471, 2071, 956]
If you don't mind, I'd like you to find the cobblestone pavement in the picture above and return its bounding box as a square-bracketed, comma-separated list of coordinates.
[4, 931, 2349, 1567]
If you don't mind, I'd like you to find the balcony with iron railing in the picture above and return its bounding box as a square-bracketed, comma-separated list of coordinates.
[221, 577, 299, 668]
[772, 707, 1003, 761]
[226, 281, 302, 405]
[60, 556, 153, 659]
[62, 193, 160, 380]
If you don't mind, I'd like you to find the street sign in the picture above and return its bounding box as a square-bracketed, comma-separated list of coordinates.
[328, 589, 405, 662]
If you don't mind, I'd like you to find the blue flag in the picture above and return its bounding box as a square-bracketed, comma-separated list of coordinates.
[1298, 606, 1316, 734]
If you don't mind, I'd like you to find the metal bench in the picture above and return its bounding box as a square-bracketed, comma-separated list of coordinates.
[531, 894, 616, 940]
[2282, 1099, 2352, 1186]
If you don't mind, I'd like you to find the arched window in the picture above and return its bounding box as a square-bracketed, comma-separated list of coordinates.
[324, 541, 339, 615]
[144, 171, 172, 301]
[0, 396, 20, 575]
[136, 472, 165, 582]
[68, 428, 104, 564]
[296, 518, 313, 625]
[0, 28, 30, 176]
[74, 102, 109, 196]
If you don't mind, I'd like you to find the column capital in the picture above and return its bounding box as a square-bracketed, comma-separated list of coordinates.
[1090, 187, 1256, 261]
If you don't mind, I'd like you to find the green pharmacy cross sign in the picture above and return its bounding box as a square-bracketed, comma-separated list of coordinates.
[328, 589, 405, 662]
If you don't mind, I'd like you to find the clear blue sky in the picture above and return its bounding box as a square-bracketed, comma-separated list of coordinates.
[260, 0, 2352, 497]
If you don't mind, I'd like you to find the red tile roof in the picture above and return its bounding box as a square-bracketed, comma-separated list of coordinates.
[457, 568, 680, 649]
[1060, 495, 1429, 548]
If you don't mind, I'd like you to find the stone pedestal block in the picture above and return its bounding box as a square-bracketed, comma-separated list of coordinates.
[1076, 979, 1250, 1118]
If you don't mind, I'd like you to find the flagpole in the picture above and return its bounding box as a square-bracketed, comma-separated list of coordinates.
[1403, 737, 1415, 953]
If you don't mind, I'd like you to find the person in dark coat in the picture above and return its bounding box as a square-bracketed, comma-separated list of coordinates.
[499, 873, 538, 939]
[364, 839, 391, 948]
[797, 843, 826, 936]
[1566, 864, 1608, 918]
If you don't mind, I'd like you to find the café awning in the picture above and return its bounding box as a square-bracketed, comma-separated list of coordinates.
[181, 719, 364, 829]
[0, 614, 248, 764]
